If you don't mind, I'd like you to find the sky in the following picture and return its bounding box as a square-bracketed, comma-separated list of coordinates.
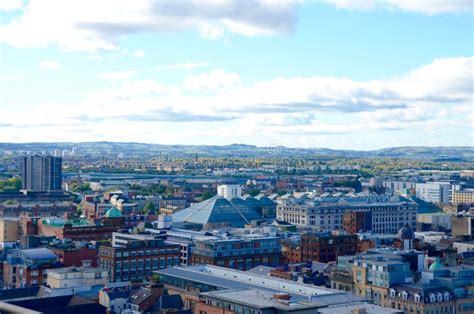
[0, 0, 472, 150]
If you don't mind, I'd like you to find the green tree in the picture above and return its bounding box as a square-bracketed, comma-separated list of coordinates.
[201, 190, 215, 201]
[143, 201, 156, 214]
[248, 188, 261, 197]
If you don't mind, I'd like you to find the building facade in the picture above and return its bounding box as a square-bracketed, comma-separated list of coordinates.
[190, 236, 282, 270]
[46, 263, 109, 288]
[276, 193, 417, 233]
[451, 189, 474, 205]
[3, 248, 59, 288]
[98, 238, 180, 282]
[415, 182, 451, 204]
[21, 155, 62, 192]
[0, 217, 18, 248]
[300, 231, 357, 263]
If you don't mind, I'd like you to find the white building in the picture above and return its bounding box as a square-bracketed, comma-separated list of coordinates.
[217, 184, 242, 200]
[415, 182, 451, 204]
[276, 193, 417, 234]
[46, 262, 109, 288]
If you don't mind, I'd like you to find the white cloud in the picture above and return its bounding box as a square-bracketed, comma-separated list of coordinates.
[98, 70, 138, 80]
[325, 0, 472, 14]
[183, 70, 241, 91]
[155, 62, 210, 71]
[0, 0, 298, 51]
[198, 23, 226, 40]
[133, 50, 144, 58]
[39, 60, 61, 70]
[1, 57, 471, 147]
[0, 0, 23, 11]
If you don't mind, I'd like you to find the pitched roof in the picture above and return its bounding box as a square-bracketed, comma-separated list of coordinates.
[172, 196, 261, 227]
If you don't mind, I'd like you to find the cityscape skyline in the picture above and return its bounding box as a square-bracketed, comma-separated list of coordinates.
[0, 1, 472, 149]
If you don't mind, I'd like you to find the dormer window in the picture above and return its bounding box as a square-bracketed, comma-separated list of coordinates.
[437, 293, 443, 302]
[414, 293, 420, 302]
[402, 291, 408, 300]
[429, 293, 436, 303]
[443, 292, 450, 301]
[390, 289, 396, 297]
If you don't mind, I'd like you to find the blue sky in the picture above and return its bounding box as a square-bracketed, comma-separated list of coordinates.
[0, 0, 472, 149]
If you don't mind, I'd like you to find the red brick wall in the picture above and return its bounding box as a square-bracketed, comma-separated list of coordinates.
[51, 247, 98, 267]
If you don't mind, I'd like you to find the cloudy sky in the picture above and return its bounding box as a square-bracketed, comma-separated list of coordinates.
[0, 0, 472, 149]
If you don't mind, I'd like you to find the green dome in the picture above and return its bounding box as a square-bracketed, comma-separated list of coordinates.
[429, 257, 443, 271]
[105, 207, 123, 218]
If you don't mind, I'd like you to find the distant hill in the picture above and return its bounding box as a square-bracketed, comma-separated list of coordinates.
[0, 142, 472, 160]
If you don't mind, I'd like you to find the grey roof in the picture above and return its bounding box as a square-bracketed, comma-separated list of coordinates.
[172, 196, 261, 227]
[246, 265, 275, 276]
[21, 248, 57, 260]
[155, 266, 358, 304]
[200, 288, 365, 310]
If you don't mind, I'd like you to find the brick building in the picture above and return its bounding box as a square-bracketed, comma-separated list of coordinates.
[98, 238, 180, 282]
[3, 248, 59, 288]
[281, 240, 302, 264]
[37, 208, 124, 241]
[343, 210, 372, 234]
[190, 236, 282, 270]
[50, 244, 98, 267]
[300, 231, 357, 263]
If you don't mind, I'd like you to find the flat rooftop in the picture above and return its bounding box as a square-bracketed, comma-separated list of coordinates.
[156, 265, 364, 305]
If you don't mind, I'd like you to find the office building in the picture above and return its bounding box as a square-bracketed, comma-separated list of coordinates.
[98, 236, 180, 282]
[21, 155, 62, 192]
[276, 193, 417, 233]
[415, 182, 451, 204]
[190, 235, 282, 270]
[196, 288, 400, 314]
[156, 264, 373, 312]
